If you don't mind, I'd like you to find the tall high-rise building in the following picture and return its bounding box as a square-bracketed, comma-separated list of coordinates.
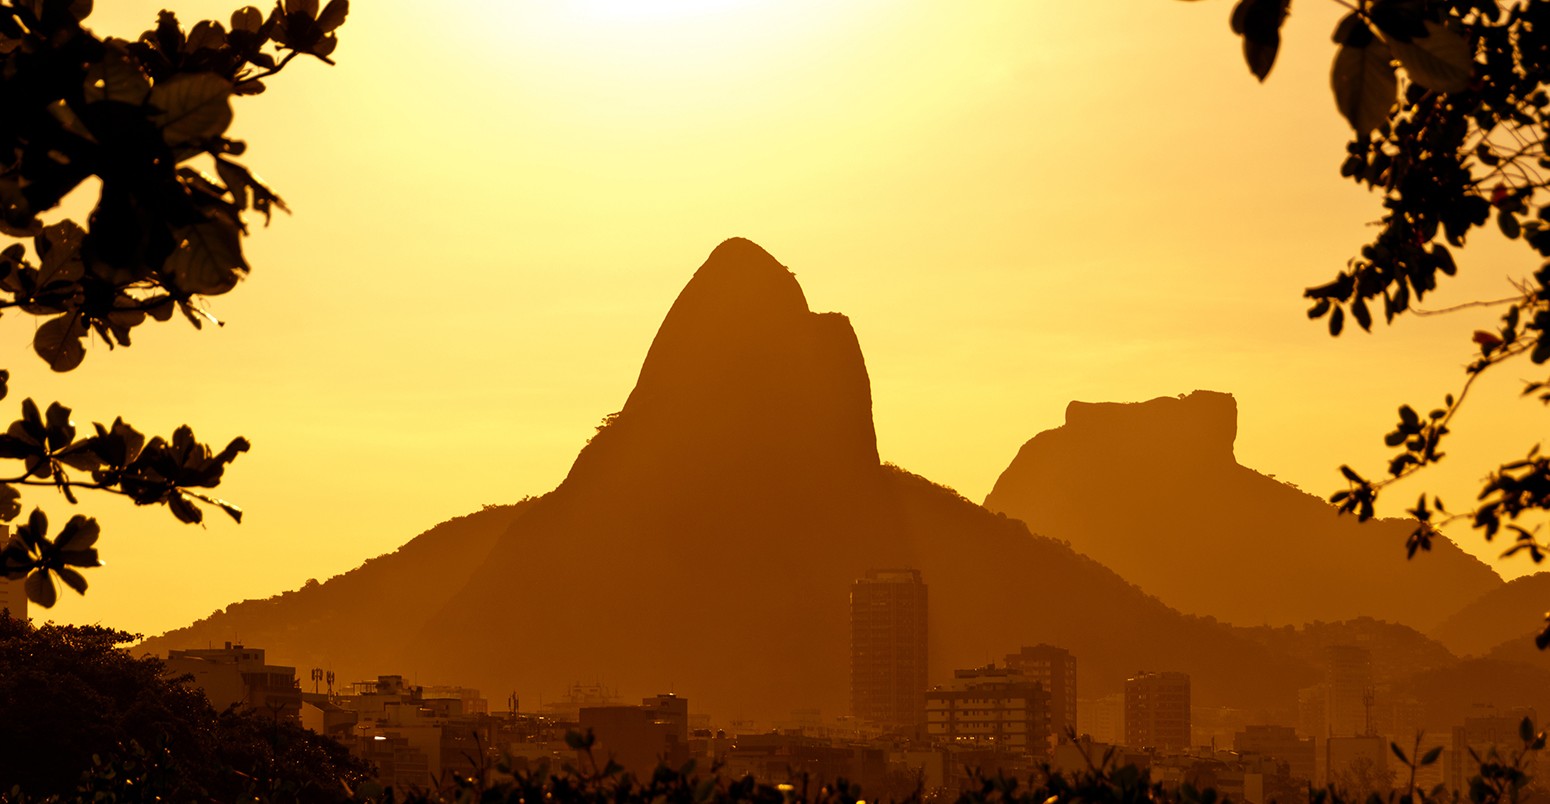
[850, 568, 928, 729]
[1325, 645, 1373, 737]
[1124, 670, 1191, 752]
[1006, 644, 1076, 742]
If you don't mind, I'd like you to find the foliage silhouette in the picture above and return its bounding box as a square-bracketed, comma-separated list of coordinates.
[0, 0, 345, 607]
[1187, 0, 1550, 643]
[335, 722, 1548, 804]
[0, 613, 369, 801]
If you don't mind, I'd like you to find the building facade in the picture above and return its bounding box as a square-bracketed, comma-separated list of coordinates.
[1325, 645, 1374, 738]
[0, 525, 23, 621]
[580, 694, 691, 772]
[164, 642, 301, 722]
[924, 665, 1051, 753]
[1124, 671, 1191, 752]
[1005, 644, 1076, 742]
[1234, 724, 1316, 783]
[0, 576, 24, 622]
[850, 568, 928, 730]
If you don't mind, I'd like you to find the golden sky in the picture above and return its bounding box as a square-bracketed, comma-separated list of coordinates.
[12, 0, 1542, 635]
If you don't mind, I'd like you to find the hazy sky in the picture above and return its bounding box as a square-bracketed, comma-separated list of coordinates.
[11, 0, 1542, 635]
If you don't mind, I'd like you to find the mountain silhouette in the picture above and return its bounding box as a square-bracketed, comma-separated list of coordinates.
[139, 504, 530, 678]
[982, 392, 1502, 631]
[1429, 572, 1550, 658]
[144, 240, 1316, 722]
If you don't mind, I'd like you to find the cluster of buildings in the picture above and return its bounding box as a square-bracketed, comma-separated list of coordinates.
[146, 569, 1549, 800]
[844, 569, 1549, 801]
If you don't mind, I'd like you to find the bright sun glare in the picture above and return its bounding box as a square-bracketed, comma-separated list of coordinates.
[568, 0, 767, 22]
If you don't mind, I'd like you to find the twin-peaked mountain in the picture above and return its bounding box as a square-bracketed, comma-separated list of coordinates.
[143, 239, 1314, 721]
[983, 392, 1502, 631]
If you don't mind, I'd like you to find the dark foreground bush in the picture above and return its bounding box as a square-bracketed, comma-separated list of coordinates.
[382, 726, 1547, 804]
[0, 615, 370, 801]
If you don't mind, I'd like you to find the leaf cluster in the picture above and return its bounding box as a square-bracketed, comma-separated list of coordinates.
[1, 0, 346, 369]
[0, 374, 248, 605]
[0, 0, 344, 607]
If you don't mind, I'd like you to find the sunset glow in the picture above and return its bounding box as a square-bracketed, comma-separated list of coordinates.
[17, 0, 1545, 655]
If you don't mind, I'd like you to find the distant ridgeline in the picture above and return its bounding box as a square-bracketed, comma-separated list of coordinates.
[983, 391, 1501, 630]
[140, 239, 1549, 725]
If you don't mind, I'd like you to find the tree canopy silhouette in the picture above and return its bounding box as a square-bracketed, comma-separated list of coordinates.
[0, 0, 345, 607]
[1193, 0, 1550, 638]
[0, 614, 369, 799]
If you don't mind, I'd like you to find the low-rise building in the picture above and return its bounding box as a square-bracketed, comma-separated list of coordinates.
[165, 642, 301, 722]
[924, 665, 1050, 754]
[579, 693, 691, 772]
[1233, 724, 1315, 784]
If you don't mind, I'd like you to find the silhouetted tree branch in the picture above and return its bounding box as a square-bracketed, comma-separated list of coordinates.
[0, 0, 346, 607]
[1186, 0, 1550, 647]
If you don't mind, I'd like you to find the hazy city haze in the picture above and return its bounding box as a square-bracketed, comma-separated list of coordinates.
[7, 1, 1550, 797]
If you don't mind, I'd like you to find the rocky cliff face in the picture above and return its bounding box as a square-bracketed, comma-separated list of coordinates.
[984, 391, 1502, 630]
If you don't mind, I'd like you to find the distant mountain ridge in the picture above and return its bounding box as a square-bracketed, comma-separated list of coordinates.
[139, 503, 529, 677]
[1430, 573, 1550, 658]
[142, 239, 1321, 722]
[983, 392, 1502, 631]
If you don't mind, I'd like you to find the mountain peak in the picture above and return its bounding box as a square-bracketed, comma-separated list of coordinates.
[567, 238, 879, 488]
[675, 237, 810, 323]
[1062, 390, 1238, 466]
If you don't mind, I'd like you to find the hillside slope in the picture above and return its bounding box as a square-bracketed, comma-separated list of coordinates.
[983, 393, 1501, 630]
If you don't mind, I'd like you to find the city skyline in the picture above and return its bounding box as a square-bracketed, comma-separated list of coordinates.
[6, 0, 1550, 799]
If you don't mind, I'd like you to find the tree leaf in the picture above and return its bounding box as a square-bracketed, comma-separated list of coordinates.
[231, 5, 263, 32]
[55, 516, 99, 552]
[35, 221, 85, 288]
[163, 221, 248, 296]
[43, 401, 74, 450]
[83, 48, 151, 105]
[55, 567, 87, 596]
[1332, 13, 1374, 47]
[317, 0, 348, 32]
[34, 314, 87, 372]
[1390, 21, 1473, 94]
[186, 20, 227, 52]
[24, 570, 56, 608]
[1353, 298, 1372, 331]
[1230, 0, 1291, 81]
[150, 73, 235, 146]
[168, 494, 203, 524]
[1332, 38, 1398, 134]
